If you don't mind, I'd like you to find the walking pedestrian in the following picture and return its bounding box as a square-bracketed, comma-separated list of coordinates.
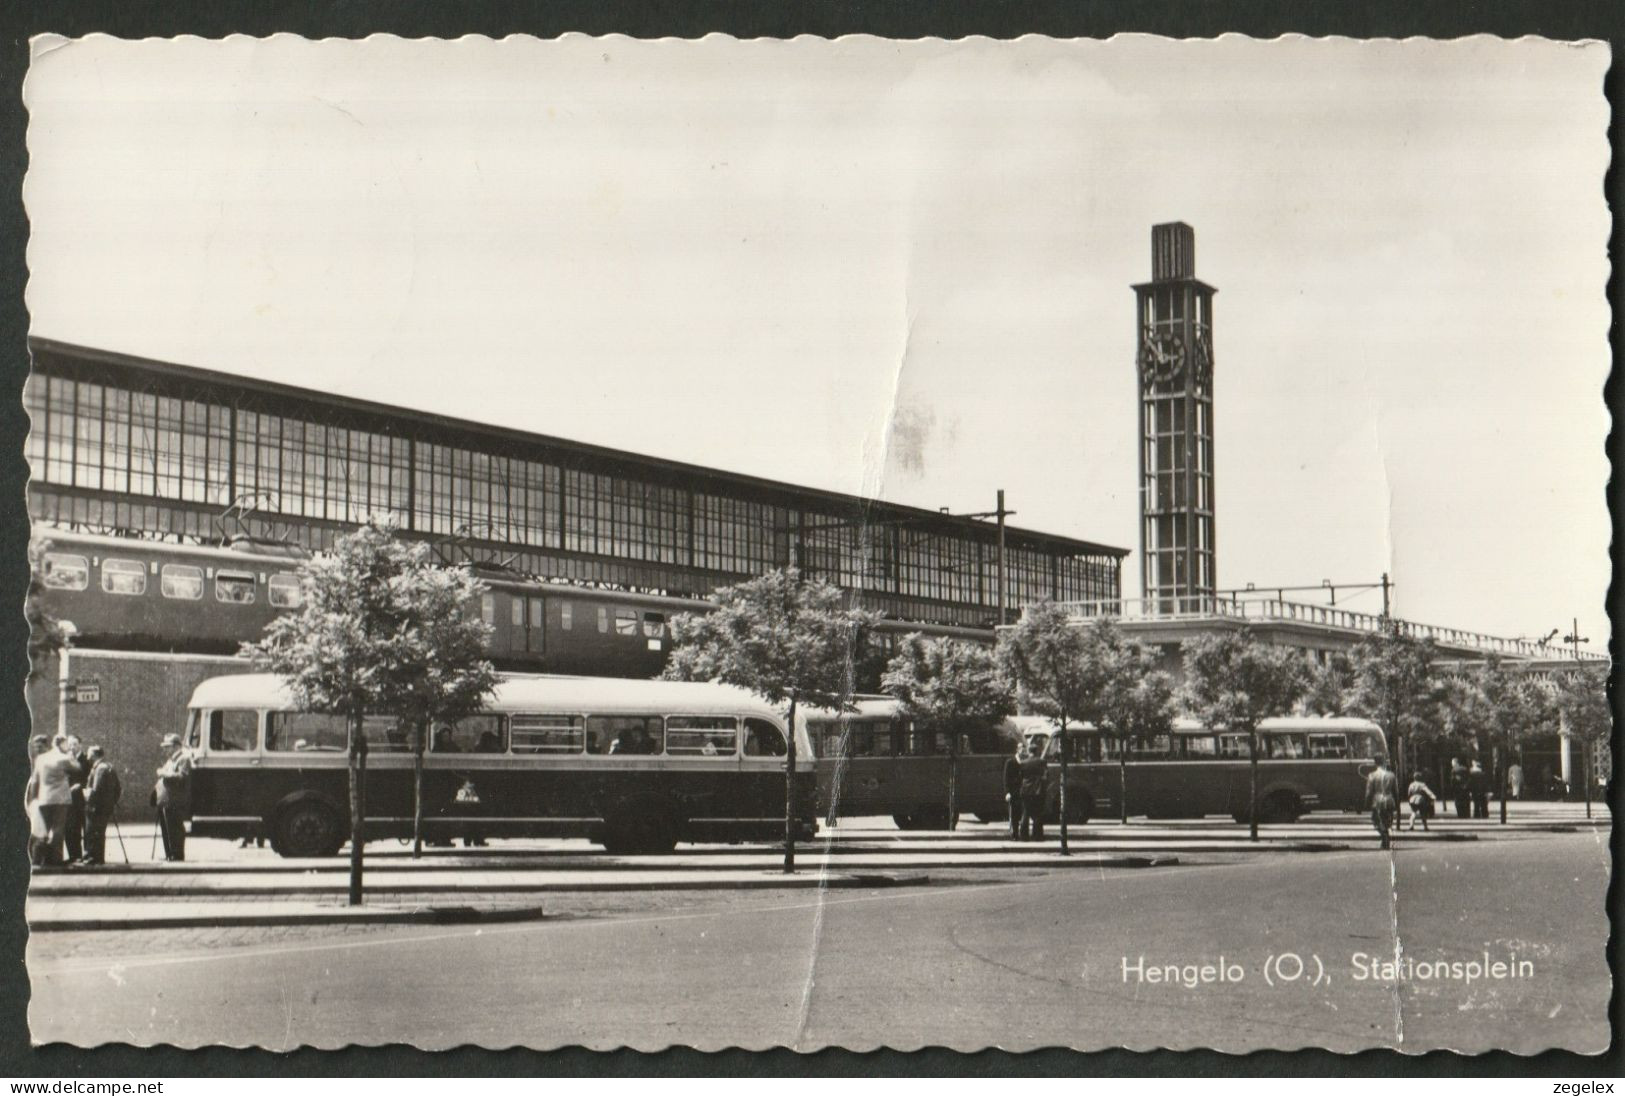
[1365, 755, 1400, 850]
[29, 735, 78, 868]
[1018, 742, 1048, 842]
[154, 732, 195, 861]
[1450, 757, 1470, 819]
[79, 745, 121, 866]
[1507, 762, 1524, 801]
[1003, 742, 1026, 840]
[1467, 760, 1489, 819]
[1405, 774, 1437, 832]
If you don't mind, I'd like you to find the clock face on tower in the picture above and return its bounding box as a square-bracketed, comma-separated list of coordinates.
[1138, 327, 1186, 389]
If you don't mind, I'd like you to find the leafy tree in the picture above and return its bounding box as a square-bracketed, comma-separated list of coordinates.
[996, 602, 1117, 854]
[1466, 657, 1554, 823]
[243, 519, 497, 902]
[1303, 653, 1353, 717]
[25, 538, 68, 684]
[664, 567, 878, 871]
[1182, 628, 1308, 841]
[1346, 625, 1438, 782]
[1554, 664, 1610, 817]
[881, 634, 1015, 828]
[1090, 628, 1177, 825]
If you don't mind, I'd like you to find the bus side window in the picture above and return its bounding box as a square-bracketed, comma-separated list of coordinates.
[743, 718, 787, 757]
[587, 715, 663, 756]
[1131, 734, 1172, 760]
[1181, 735, 1219, 759]
[1218, 734, 1250, 758]
[1308, 733, 1348, 759]
[511, 714, 581, 754]
[869, 725, 895, 757]
[207, 709, 259, 752]
[666, 716, 736, 756]
[1266, 733, 1308, 760]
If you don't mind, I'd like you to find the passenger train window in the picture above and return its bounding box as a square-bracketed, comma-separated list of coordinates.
[510, 714, 582, 754]
[100, 558, 147, 596]
[530, 599, 543, 629]
[642, 613, 665, 638]
[666, 716, 737, 756]
[160, 564, 204, 600]
[207, 710, 258, 752]
[268, 573, 303, 608]
[479, 594, 494, 625]
[215, 570, 256, 605]
[597, 606, 608, 633]
[511, 599, 524, 627]
[614, 608, 638, 636]
[743, 718, 787, 757]
[560, 601, 573, 630]
[41, 553, 88, 591]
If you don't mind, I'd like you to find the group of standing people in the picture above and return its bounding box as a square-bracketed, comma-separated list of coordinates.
[25, 733, 122, 868]
[1447, 757, 1493, 819]
[1003, 740, 1049, 841]
[26, 730, 195, 868]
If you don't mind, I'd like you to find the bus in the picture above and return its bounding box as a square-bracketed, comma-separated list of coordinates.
[805, 698, 1019, 829]
[182, 673, 817, 857]
[1015, 716, 1386, 824]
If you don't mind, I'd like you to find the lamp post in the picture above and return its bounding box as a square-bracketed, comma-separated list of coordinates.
[1563, 618, 1592, 819]
[56, 620, 79, 741]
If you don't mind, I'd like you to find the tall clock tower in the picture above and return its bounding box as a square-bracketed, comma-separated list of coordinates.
[1134, 222, 1216, 612]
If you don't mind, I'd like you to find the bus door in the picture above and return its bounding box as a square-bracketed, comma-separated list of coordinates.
[193, 707, 263, 818]
[741, 716, 791, 819]
[1218, 733, 1255, 817]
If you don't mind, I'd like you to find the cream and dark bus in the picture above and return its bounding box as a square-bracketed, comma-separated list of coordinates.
[182, 673, 816, 856]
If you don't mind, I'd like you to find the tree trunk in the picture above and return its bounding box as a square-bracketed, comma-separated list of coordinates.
[1248, 728, 1260, 843]
[946, 735, 959, 832]
[411, 719, 425, 859]
[1119, 744, 1128, 825]
[783, 691, 798, 874]
[1057, 719, 1070, 856]
[348, 711, 366, 906]
[1583, 738, 1593, 819]
[1498, 740, 1508, 825]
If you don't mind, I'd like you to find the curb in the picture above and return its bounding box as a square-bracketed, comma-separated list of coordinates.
[27, 858, 1186, 900]
[27, 872, 939, 929]
[28, 902, 549, 933]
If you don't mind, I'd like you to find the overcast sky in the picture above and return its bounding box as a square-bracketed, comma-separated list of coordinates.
[22, 34, 1612, 650]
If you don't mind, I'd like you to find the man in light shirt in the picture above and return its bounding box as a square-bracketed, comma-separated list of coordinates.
[29, 734, 78, 868]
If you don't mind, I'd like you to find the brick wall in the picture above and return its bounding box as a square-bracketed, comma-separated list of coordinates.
[26, 649, 249, 810]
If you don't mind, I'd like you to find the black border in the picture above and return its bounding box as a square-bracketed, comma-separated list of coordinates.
[0, 0, 1618, 1079]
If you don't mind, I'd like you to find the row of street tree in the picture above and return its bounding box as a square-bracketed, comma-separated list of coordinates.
[168, 520, 1606, 901]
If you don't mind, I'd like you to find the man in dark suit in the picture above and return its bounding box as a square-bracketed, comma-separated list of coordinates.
[1003, 743, 1025, 840]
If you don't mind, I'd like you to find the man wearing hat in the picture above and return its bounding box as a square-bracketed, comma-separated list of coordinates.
[154, 733, 195, 861]
[80, 746, 122, 866]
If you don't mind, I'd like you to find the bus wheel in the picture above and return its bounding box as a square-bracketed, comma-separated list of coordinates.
[273, 800, 344, 858]
[1259, 792, 1302, 825]
[892, 812, 917, 831]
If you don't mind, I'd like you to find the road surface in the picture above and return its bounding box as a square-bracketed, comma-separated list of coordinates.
[28, 830, 1609, 1053]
